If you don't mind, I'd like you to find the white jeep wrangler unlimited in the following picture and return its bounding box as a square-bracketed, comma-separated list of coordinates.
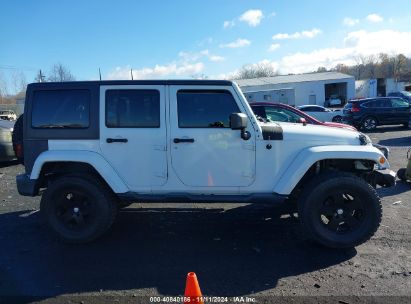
[16, 80, 395, 247]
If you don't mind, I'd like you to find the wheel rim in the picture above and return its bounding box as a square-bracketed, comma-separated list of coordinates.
[363, 118, 376, 130]
[318, 191, 365, 234]
[333, 116, 342, 122]
[53, 189, 96, 232]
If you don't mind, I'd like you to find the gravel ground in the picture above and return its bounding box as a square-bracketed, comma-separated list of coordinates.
[0, 126, 410, 304]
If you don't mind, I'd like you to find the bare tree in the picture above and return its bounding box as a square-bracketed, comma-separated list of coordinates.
[316, 66, 327, 73]
[11, 71, 27, 93]
[377, 53, 393, 78]
[354, 55, 366, 80]
[48, 63, 75, 82]
[364, 55, 378, 79]
[234, 62, 278, 79]
[334, 63, 350, 74]
[0, 72, 8, 103]
[392, 54, 408, 81]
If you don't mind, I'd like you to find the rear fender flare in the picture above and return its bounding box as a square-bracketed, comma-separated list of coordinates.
[30, 150, 129, 193]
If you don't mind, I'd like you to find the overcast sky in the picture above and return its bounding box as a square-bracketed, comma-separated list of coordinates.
[1, 0, 411, 89]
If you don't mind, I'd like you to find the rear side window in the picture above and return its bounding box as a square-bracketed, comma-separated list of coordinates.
[391, 98, 409, 107]
[32, 90, 90, 128]
[363, 99, 390, 108]
[105, 90, 160, 128]
[265, 107, 303, 123]
[177, 90, 240, 128]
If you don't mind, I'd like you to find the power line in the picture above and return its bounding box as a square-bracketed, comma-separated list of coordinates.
[0, 64, 38, 72]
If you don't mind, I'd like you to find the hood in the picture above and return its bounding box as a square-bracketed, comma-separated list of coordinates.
[259, 121, 363, 146]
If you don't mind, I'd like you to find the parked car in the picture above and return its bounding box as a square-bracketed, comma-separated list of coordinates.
[0, 119, 16, 162]
[250, 102, 356, 130]
[325, 94, 342, 107]
[297, 105, 343, 122]
[387, 91, 411, 102]
[16, 80, 395, 248]
[250, 102, 392, 158]
[343, 97, 411, 131]
[0, 110, 17, 121]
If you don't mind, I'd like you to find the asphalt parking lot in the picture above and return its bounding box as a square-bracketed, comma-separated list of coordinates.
[0, 126, 410, 304]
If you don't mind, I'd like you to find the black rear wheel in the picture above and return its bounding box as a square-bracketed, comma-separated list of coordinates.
[299, 172, 382, 248]
[40, 175, 118, 243]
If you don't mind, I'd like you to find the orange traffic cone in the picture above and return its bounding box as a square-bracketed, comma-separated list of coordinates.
[184, 272, 203, 304]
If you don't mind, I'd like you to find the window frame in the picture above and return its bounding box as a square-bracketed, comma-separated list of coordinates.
[105, 89, 161, 129]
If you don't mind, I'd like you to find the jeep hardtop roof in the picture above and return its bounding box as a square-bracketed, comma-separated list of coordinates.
[27, 79, 233, 90]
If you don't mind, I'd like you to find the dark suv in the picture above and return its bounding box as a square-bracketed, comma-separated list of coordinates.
[343, 97, 411, 131]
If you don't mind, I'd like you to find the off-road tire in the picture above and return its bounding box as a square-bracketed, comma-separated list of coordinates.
[12, 114, 24, 162]
[361, 116, 378, 131]
[40, 174, 118, 243]
[298, 171, 382, 248]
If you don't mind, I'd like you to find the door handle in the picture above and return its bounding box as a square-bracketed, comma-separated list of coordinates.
[106, 138, 128, 143]
[173, 138, 195, 143]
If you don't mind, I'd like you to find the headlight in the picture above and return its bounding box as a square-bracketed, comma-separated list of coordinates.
[359, 133, 372, 145]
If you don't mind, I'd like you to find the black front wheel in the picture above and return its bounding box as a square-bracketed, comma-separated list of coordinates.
[40, 175, 117, 243]
[332, 116, 342, 123]
[299, 172, 382, 248]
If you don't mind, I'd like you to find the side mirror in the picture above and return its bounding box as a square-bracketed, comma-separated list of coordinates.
[230, 113, 247, 129]
[298, 117, 307, 126]
[230, 113, 251, 140]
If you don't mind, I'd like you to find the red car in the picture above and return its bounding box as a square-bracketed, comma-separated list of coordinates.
[249, 102, 357, 131]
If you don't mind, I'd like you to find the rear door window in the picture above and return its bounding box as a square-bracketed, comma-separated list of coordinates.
[105, 90, 160, 128]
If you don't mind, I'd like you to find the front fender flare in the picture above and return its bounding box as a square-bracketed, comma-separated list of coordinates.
[273, 145, 388, 195]
[30, 150, 129, 193]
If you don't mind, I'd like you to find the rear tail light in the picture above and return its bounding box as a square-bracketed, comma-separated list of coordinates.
[15, 143, 23, 158]
[351, 104, 361, 112]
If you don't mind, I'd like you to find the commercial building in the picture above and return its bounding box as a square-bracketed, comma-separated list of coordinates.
[235, 72, 355, 107]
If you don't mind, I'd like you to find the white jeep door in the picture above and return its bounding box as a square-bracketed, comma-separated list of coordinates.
[169, 86, 256, 187]
[99, 85, 167, 190]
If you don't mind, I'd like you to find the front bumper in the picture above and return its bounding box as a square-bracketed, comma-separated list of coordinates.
[16, 174, 38, 196]
[366, 169, 396, 188]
